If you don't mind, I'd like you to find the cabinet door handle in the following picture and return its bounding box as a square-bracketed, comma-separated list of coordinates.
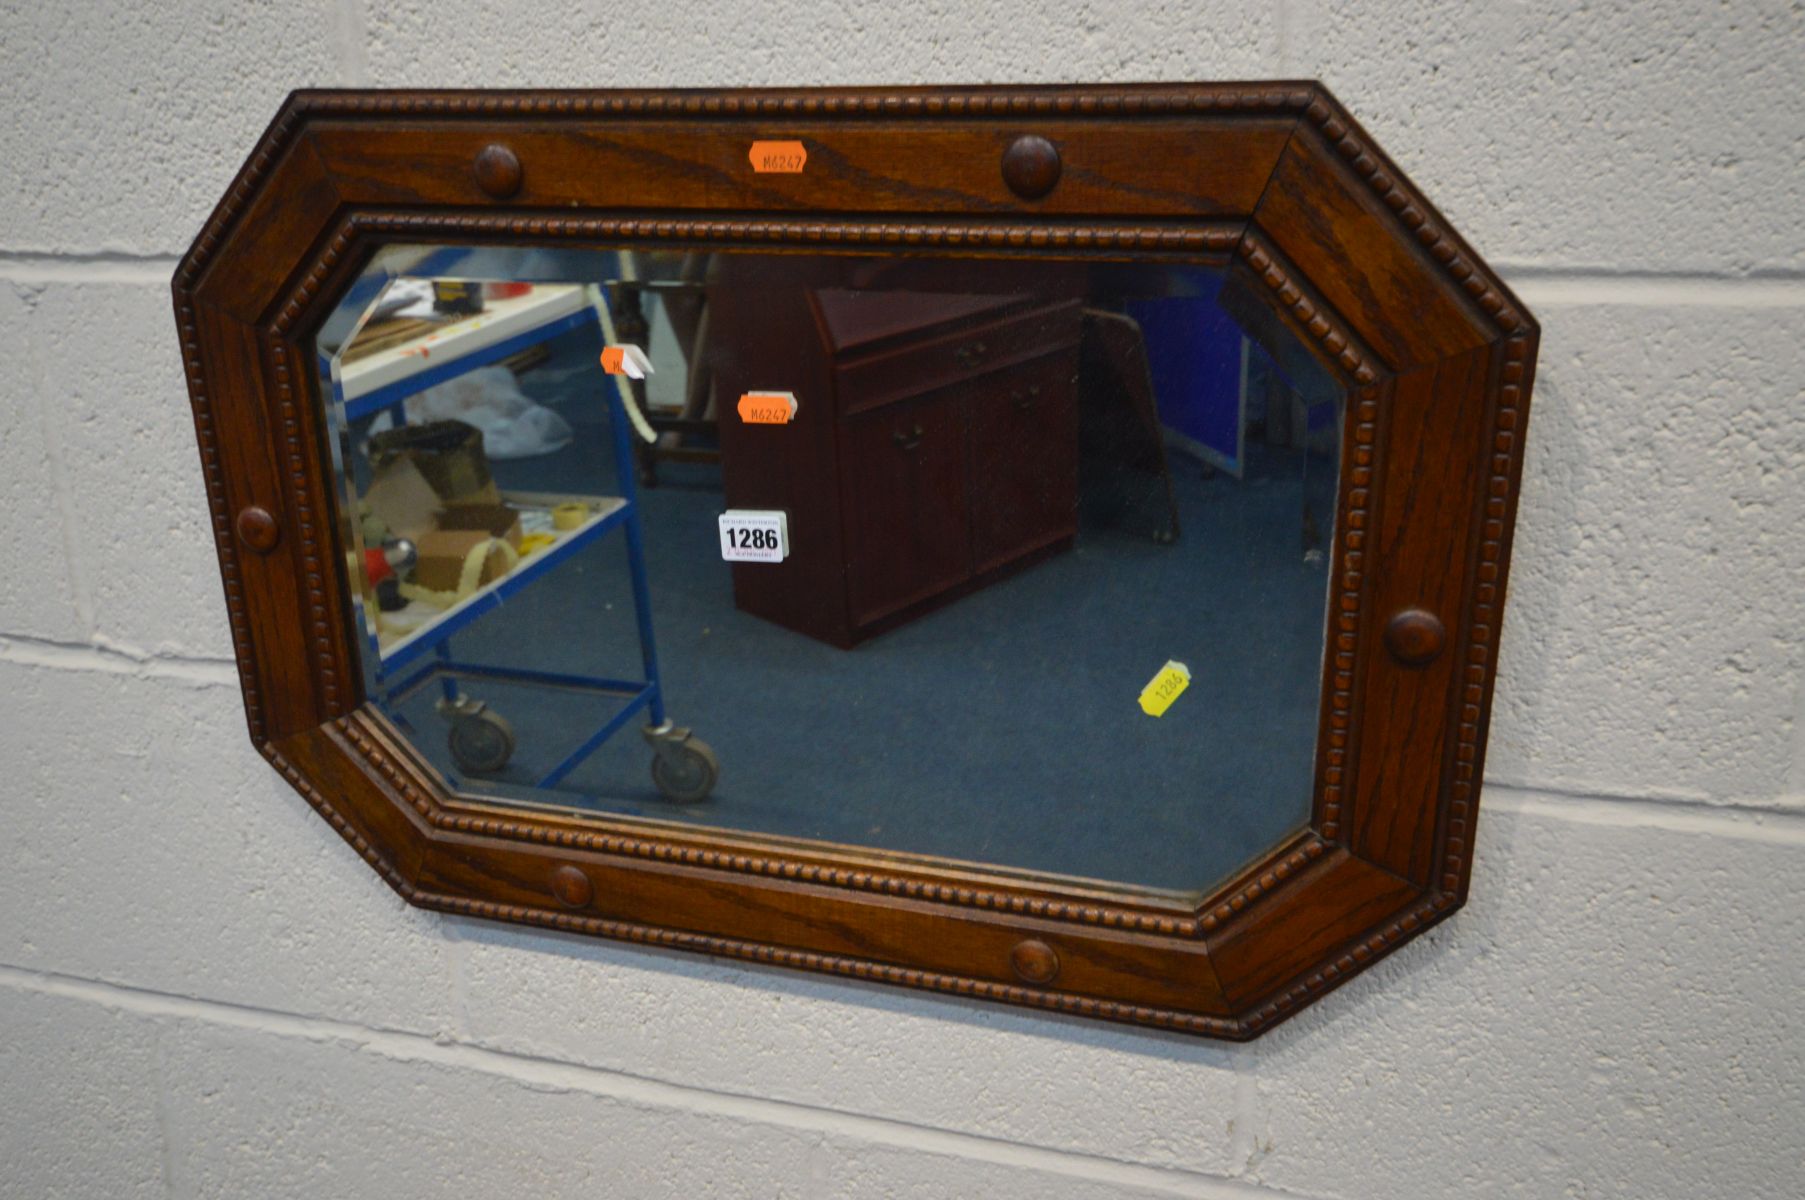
[892, 424, 925, 451]
[953, 340, 988, 369]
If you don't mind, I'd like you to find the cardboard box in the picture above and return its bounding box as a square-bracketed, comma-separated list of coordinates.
[413, 529, 514, 594]
[363, 455, 443, 542]
[435, 502, 524, 549]
[368, 419, 498, 506]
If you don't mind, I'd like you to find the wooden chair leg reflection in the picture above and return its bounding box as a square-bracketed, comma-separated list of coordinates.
[1078, 308, 1183, 544]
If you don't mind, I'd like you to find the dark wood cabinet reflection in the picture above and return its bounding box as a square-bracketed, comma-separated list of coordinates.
[842, 388, 970, 627]
[715, 266, 1082, 647]
[969, 350, 1082, 575]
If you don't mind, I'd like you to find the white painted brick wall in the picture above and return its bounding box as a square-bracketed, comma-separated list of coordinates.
[1, 2, 1799, 1198]
[0, 3, 344, 255]
[1492, 298, 1805, 804]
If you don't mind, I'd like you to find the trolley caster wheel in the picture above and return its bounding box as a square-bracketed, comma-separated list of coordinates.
[644, 724, 718, 804]
[447, 703, 515, 774]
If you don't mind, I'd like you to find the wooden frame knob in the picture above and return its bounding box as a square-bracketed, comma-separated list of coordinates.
[474, 143, 523, 199]
[1385, 609, 1446, 666]
[1001, 135, 1061, 200]
[550, 865, 593, 909]
[1010, 938, 1060, 984]
[235, 505, 280, 554]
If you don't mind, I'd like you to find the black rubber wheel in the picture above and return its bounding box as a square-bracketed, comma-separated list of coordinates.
[650, 737, 719, 803]
[448, 708, 515, 774]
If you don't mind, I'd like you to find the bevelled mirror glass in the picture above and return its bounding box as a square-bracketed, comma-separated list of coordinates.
[314, 246, 1343, 899]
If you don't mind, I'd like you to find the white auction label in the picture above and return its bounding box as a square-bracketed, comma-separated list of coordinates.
[718, 509, 789, 563]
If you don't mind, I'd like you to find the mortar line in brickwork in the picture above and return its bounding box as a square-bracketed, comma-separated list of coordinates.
[331, 0, 371, 87]
[1227, 1070, 1272, 1179]
[148, 1024, 181, 1200]
[5, 249, 1800, 309]
[1484, 783, 1805, 845]
[0, 251, 179, 285]
[0, 632, 238, 686]
[1509, 268, 1805, 308]
[1789, 674, 1805, 797]
[0, 964, 1320, 1200]
[1273, 0, 1296, 76]
[13, 291, 97, 635]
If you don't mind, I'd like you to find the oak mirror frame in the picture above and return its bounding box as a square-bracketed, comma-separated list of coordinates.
[174, 83, 1537, 1039]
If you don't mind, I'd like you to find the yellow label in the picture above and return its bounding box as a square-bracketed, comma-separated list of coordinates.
[1138, 660, 1191, 717]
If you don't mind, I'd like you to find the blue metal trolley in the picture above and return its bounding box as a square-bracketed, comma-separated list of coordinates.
[330, 283, 718, 803]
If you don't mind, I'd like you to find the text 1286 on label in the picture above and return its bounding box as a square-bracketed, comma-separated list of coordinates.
[718, 510, 789, 563]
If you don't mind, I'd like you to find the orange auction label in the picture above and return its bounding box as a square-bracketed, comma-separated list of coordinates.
[748, 140, 807, 174]
[599, 344, 652, 378]
[737, 391, 799, 424]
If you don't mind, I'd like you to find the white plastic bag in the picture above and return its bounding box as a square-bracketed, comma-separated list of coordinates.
[368, 365, 573, 459]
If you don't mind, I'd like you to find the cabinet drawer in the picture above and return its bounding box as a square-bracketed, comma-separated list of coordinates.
[839, 389, 973, 628]
[833, 299, 1082, 417]
[969, 350, 1082, 573]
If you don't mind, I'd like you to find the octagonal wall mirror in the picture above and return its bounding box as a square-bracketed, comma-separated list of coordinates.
[176, 84, 1537, 1038]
